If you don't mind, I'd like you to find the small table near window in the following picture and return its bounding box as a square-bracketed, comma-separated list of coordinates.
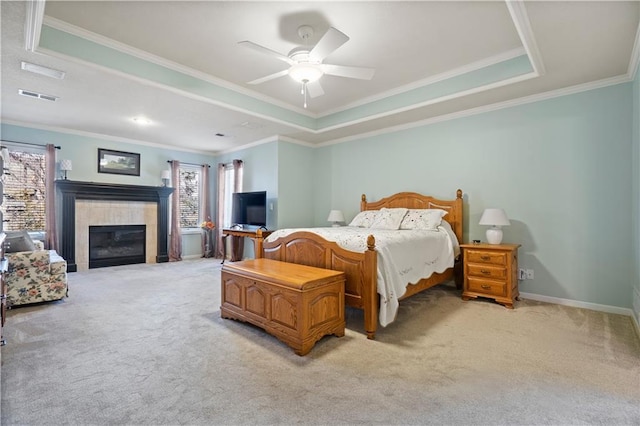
[222, 228, 273, 263]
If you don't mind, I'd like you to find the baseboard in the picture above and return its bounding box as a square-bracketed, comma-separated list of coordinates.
[520, 292, 635, 317]
[520, 292, 640, 343]
[633, 286, 640, 340]
[632, 313, 640, 341]
[182, 254, 203, 260]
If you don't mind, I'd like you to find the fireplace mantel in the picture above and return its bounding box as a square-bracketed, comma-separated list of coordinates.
[55, 180, 174, 272]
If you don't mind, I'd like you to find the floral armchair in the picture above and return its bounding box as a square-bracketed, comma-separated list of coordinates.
[4, 232, 68, 307]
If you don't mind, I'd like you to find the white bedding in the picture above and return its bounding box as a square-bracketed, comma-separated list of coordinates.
[265, 224, 459, 327]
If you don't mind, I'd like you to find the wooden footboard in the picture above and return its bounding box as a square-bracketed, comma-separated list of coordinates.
[263, 232, 379, 339]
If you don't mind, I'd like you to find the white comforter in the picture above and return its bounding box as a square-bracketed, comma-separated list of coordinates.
[265, 225, 459, 327]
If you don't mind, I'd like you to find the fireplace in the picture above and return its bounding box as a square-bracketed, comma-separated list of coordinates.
[89, 225, 146, 269]
[55, 180, 173, 272]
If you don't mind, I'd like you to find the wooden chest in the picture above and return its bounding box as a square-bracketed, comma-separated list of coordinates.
[221, 258, 345, 356]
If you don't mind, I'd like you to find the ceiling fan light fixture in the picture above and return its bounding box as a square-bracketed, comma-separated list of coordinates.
[288, 64, 323, 83]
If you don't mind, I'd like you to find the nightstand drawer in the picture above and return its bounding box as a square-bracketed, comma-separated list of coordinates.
[467, 277, 506, 297]
[467, 264, 507, 280]
[466, 250, 507, 266]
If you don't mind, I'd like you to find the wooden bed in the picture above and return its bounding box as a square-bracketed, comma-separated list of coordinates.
[262, 189, 464, 339]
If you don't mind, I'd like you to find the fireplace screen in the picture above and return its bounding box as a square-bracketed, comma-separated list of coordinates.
[89, 225, 146, 268]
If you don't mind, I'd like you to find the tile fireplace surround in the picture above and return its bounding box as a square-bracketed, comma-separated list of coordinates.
[55, 180, 174, 272]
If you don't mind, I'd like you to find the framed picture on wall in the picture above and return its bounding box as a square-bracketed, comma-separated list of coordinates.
[98, 148, 140, 176]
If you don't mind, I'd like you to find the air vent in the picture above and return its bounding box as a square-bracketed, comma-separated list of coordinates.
[238, 121, 264, 130]
[18, 89, 59, 102]
[21, 61, 66, 79]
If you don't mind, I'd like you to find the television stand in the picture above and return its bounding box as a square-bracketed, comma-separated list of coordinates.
[221, 228, 273, 263]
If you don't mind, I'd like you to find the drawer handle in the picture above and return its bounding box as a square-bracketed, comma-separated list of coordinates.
[480, 255, 490, 261]
[480, 270, 490, 275]
[481, 284, 491, 290]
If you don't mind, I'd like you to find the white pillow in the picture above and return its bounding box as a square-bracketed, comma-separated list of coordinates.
[348, 210, 379, 228]
[370, 208, 408, 230]
[399, 209, 448, 230]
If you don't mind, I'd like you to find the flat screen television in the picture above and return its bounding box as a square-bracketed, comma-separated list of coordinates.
[232, 191, 267, 227]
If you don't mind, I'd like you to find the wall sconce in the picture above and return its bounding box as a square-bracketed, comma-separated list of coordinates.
[59, 159, 72, 180]
[161, 170, 171, 187]
[327, 210, 345, 227]
[479, 208, 510, 244]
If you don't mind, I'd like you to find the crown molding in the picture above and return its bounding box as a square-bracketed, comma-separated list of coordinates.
[42, 16, 315, 118]
[215, 134, 313, 155]
[318, 71, 538, 134]
[320, 47, 527, 117]
[628, 21, 640, 79]
[318, 73, 631, 147]
[506, 0, 546, 76]
[0, 119, 217, 155]
[24, 0, 45, 52]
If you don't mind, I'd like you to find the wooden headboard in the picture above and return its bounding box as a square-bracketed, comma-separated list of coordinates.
[360, 189, 464, 243]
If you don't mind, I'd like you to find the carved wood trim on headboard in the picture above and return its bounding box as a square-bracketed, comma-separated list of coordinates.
[360, 189, 464, 243]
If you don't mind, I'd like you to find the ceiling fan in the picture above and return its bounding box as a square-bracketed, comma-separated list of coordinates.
[239, 25, 375, 108]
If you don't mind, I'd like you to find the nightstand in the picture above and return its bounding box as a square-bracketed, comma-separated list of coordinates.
[460, 243, 520, 309]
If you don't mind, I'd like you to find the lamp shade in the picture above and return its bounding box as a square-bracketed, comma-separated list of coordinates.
[327, 210, 345, 227]
[60, 159, 72, 171]
[479, 208, 510, 226]
[161, 170, 171, 180]
[479, 208, 510, 244]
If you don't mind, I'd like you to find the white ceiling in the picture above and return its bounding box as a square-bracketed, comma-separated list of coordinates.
[1, 1, 639, 154]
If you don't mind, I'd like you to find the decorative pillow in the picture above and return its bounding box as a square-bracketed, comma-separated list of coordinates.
[370, 208, 408, 230]
[399, 209, 448, 230]
[348, 210, 379, 228]
[5, 230, 36, 253]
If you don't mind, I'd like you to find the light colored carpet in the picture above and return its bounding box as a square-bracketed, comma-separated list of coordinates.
[1, 259, 639, 425]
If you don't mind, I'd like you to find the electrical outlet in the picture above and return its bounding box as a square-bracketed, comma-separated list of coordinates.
[525, 269, 534, 280]
[518, 268, 526, 280]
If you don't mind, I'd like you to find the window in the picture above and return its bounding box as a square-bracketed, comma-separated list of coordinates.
[178, 165, 201, 228]
[1, 149, 46, 231]
[222, 165, 235, 228]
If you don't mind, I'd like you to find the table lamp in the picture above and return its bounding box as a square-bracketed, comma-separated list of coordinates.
[479, 208, 510, 244]
[161, 170, 171, 187]
[327, 210, 345, 227]
[60, 159, 72, 180]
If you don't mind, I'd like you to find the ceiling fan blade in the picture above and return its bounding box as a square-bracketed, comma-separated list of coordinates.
[321, 64, 375, 80]
[247, 69, 290, 85]
[308, 27, 349, 62]
[306, 80, 324, 98]
[238, 41, 294, 65]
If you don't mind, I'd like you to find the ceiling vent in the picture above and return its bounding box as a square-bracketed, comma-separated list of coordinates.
[21, 61, 66, 79]
[18, 89, 59, 102]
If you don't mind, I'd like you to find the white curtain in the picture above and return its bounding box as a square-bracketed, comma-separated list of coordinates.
[214, 160, 243, 260]
[169, 160, 182, 261]
[200, 164, 212, 257]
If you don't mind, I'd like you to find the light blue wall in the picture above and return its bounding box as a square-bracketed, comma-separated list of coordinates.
[2, 80, 636, 312]
[215, 141, 279, 229]
[314, 83, 633, 309]
[216, 141, 279, 258]
[0, 123, 216, 258]
[276, 141, 315, 228]
[633, 69, 640, 324]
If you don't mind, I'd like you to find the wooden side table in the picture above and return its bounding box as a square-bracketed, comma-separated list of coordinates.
[460, 243, 520, 309]
[221, 228, 273, 263]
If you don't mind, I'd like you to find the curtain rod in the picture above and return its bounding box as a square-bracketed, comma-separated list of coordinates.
[0, 140, 61, 149]
[167, 160, 210, 168]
